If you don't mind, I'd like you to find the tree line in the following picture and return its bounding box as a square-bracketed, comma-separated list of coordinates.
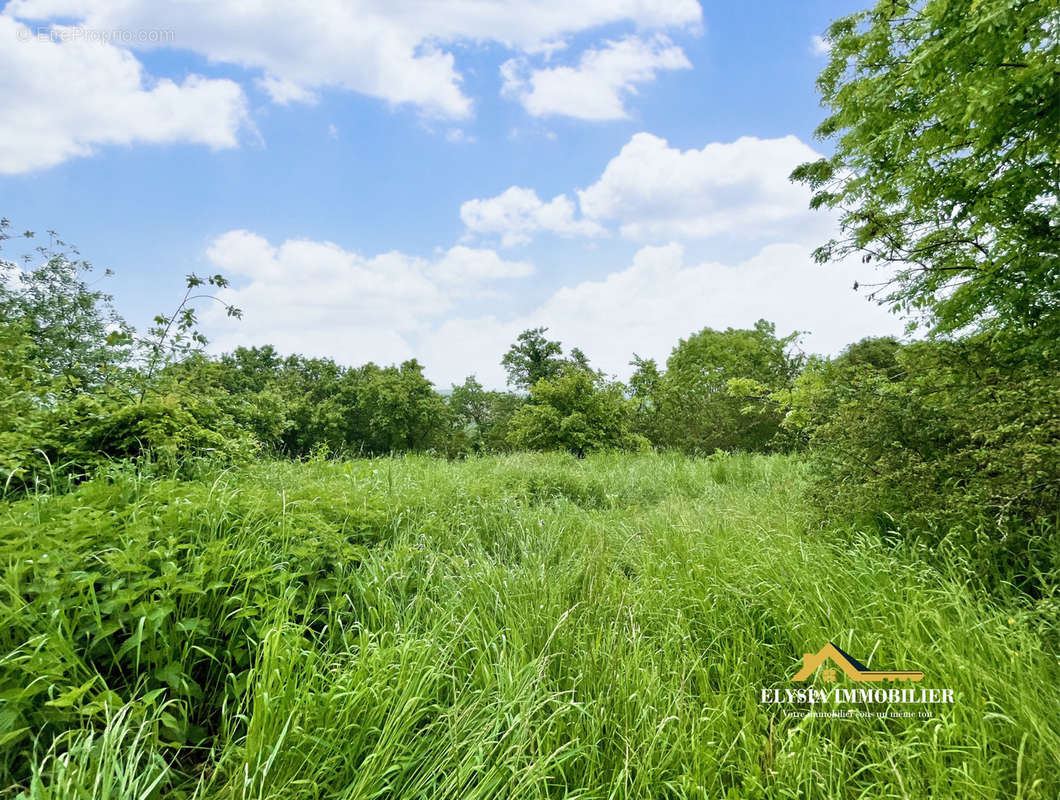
[0, 235, 809, 471]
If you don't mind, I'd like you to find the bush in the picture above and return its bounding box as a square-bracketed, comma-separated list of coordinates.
[0, 322, 59, 493]
[795, 332, 1060, 594]
[507, 368, 647, 456]
[0, 469, 378, 781]
[60, 390, 259, 471]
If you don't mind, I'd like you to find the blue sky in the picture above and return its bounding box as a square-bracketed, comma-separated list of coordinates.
[1, 0, 903, 388]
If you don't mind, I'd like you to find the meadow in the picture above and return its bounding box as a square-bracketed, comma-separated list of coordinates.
[2, 452, 1057, 799]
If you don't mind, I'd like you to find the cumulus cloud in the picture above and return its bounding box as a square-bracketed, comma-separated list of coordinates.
[419, 242, 904, 388]
[576, 133, 833, 242]
[257, 74, 318, 106]
[202, 231, 534, 366]
[201, 128, 877, 387]
[501, 34, 691, 120]
[460, 187, 605, 247]
[4, 0, 702, 122]
[0, 17, 248, 174]
[203, 230, 902, 389]
[810, 35, 832, 56]
[462, 133, 834, 248]
[433, 245, 533, 284]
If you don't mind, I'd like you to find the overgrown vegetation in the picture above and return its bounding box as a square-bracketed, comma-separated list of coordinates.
[790, 330, 1060, 596]
[786, 0, 1059, 597]
[1, 0, 1057, 794]
[3, 455, 1058, 798]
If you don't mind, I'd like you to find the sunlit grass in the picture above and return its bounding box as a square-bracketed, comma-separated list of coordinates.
[1, 453, 1057, 798]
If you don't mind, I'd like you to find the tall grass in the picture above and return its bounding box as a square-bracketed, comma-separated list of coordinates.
[1, 453, 1057, 798]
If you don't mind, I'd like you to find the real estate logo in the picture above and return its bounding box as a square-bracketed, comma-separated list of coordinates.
[759, 640, 953, 716]
[792, 641, 924, 683]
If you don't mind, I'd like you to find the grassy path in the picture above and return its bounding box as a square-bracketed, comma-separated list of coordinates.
[2, 453, 1057, 798]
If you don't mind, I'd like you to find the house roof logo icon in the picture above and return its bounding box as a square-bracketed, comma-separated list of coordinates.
[792, 642, 924, 682]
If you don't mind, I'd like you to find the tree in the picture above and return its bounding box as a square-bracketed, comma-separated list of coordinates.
[175, 348, 293, 451]
[567, 347, 594, 374]
[655, 320, 803, 453]
[787, 331, 1060, 594]
[501, 327, 565, 390]
[628, 354, 663, 442]
[791, 0, 1059, 337]
[447, 376, 524, 453]
[270, 355, 346, 454]
[0, 221, 257, 486]
[0, 220, 132, 390]
[787, 2, 1060, 596]
[507, 368, 647, 456]
[0, 320, 57, 491]
[216, 345, 285, 394]
[343, 359, 448, 454]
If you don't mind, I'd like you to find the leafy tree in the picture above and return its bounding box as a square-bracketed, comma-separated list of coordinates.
[791, 0, 1059, 336]
[275, 355, 346, 454]
[0, 220, 256, 483]
[507, 367, 647, 456]
[0, 220, 132, 390]
[0, 320, 58, 491]
[831, 336, 903, 379]
[501, 327, 565, 390]
[215, 345, 286, 394]
[567, 347, 594, 374]
[655, 320, 803, 453]
[628, 354, 663, 442]
[730, 336, 904, 438]
[169, 350, 293, 451]
[447, 376, 524, 453]
[789, 3, 1060, 597]
[449, 376, 491, 431]
[344, 360, 449, 454]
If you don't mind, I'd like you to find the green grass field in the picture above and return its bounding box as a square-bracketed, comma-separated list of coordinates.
[2, 453, 1058, 799]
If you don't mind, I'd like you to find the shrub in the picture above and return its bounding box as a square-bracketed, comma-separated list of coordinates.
[507, 368, 648, 456]
[794, 332, 1060, 594]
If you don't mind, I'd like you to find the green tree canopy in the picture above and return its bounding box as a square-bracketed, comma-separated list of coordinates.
[501, 327, 566, 390]
[0, 221, 131, 389]
[343, 359, 448, 454]
[655, 320, 803, 454]
[792, 0, 1059, 336]
[447, 376, 523, 454]
[507, 368, 646, 456]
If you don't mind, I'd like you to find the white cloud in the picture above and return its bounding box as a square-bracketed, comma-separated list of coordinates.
[577, 133, 834, 243]
[462, 133, 835, 248]
[810, 35, 831, 56]
[258, 74, 318, 105]
[501, 34, 691, 120]
[0, 17, 248, 174]
[433, 245, 533, 284]
[203, 230, 903, 389]
[5, 1, 702, 122]
[420, 243, 904, 388]
[203, 231, 533, 366]
[201, 129, 876, 387]
[460, 186, 605, 247]
[444, 128, 476, 144]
